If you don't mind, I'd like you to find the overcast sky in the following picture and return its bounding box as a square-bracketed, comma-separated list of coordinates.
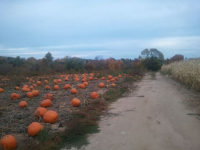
[0, 0, 200, 59]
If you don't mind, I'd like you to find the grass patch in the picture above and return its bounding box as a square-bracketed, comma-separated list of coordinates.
[150, 72, 156, 80]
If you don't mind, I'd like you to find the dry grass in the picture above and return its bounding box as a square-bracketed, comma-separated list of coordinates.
[161, 58, 200, 91]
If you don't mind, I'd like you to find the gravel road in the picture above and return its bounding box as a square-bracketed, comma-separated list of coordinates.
[68, 73, 200, 150]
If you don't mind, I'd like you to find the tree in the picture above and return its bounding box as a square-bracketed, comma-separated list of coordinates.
[95, 55, 103, 60]
[141, 48, 164, 62]
[45, 52, 54, 62]
[140, 48, 164, 71]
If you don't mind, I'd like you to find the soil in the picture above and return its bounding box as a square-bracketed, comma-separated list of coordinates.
[66, 72, 200, 150]
[0, 74, 125, 149]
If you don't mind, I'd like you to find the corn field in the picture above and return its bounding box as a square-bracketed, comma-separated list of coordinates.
[161, 58, 200, 91]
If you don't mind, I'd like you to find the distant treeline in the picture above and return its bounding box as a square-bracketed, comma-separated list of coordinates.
[0, 52, 141, 76]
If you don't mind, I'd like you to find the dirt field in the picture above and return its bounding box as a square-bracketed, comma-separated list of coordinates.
[0, 74, 127, 149]
[67, 73, 200, 150]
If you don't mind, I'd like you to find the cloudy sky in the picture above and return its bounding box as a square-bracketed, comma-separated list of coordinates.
[0, 0, 200, 59]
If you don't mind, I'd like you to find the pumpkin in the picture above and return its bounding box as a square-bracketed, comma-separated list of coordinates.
[78, 84, 85, 89]
[54, 85, 59, 90]
[41, 99, 52, 108]
[118, 75, 122, 78]
[27, 92, 33, 98]
[101, 77, 105, 80]
[44, 80, 49, 84]
[44, 93, 53, 100]
[110, 78, 115, 82]
[71, 98, 81, 107]
[37, 81, 42, 86]
[111, 83, 116, 87]
[23, 85, 29, 88]
[45, 85, 51, 90]
[0, 88, 4, 93]
[82, 78, 86, 82]
[32, 90, 39, 96]
[15, 86, 20, 90]
[108, 75, 112, 79]
[95, 77, 98, 80]
[29, 86, 34, 90]
[114, 77, 118, 81]
[64, 77, 69, 81]
[107, 80, 110, 83]
[19, 101, 28, 108]
[43, 110, 58, 124]
[0, 135, 17, 150]
[83, 82, 88, 86]
[74, 78, 79, 81]
[34, 107, 47, 117]
[99, 83, 105, 88]
[90, 92, 99, 99]
[71, 88, 78, 94]
[22, 87, 30, 92]
[33, 84, 37, 87]
[10, 93, 20, 100]
[27, 122, 44, 136]
[53, 79, 58, 84]
[64, 84, 71, 90]
[58, 79, 62, 83]
[88, 77, 93, 81]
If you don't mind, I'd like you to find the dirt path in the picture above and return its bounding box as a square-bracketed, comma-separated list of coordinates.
[68, 73, 200, 150]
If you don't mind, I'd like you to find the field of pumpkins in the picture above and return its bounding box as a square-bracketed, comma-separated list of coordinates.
[0, 72, 131, 149]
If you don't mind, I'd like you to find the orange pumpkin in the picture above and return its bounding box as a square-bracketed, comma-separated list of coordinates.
[71, 88, 78, 94]
[88, 77, 93, 81]
[44, 93, 53, 100]
[64, 84, 71, 90]
[110, 78, 115, 82]
[101, 77, 105, 80]
[74, 77, 79, 81]
[64, 77, 69, 81]
[107, 80, 110, 83]
[45, 85, 51, 90]
[78, 84, 85, 89]
[33, 84, 37, 87]
[90, 92, 99, 99]
[82, 78, 86, 82]
[29, 86, 34, 90]
[27, 92, 33, 98]
[44, 80, 49, 84]
[34, 107, 47, 117]
[0, 88, 4, 93]
[71, 98, 81, 107]
[83, 82, 89, 86]
[37, 81, 42, 86]
[58, 79, 62, 83]
[15, 86, 20, 90]
[118, 75, 122, 78]
[22, 87, 30, 92]
[19, 101, 28, 108]
[32, 90, 39, 96]
[111, 83, 116, 87]
[114, 77, 118, 81]
[43, 110, 58, 124]
[95, 77, 98, 80]
[10, 93, 20, 100]
[27, 122, 44, 136]
[41, 99, 52, 108]
[23, 85, 29, 88]
[53, 79, 58, 84]
[108, 75, 112, 79]
[54, 85, 59, 90]
[0, 135, 17, 150]
[99, 83, 105, 88]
